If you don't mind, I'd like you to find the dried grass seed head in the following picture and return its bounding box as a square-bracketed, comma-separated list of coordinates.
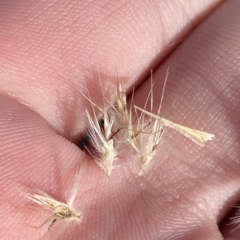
[82, 86, 117, 176]
[134, 106, 215, 147]
[25, 161, 85, 234]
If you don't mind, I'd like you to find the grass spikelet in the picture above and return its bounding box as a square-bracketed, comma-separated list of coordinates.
[134, 107, 215, 147]
[111, 71, 166, 175]
[25, 162, 84, 238]
[82, 80, 117, 176]
[26, 193, 82, 229]
[112, 81, 135, 144]
[134, 69, 215, 146]
[86, 109, 116, 176]
[136, 117, 165, 175]
[133, 71, 167, 175]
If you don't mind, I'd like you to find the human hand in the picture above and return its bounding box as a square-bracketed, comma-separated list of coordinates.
[0, 0, 240, 239]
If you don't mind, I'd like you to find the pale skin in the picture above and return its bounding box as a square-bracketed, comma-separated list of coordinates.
[1, 0, 240, 239]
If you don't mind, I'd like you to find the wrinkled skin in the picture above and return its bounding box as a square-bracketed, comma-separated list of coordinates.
[1, 0, 240, 239]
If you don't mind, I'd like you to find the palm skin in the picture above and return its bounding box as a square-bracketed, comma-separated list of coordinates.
[0, 0, 240, 239]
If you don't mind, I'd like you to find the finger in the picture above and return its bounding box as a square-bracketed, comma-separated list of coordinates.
[0, 94, 95, 239]
[130, 0, 240, 239]
[0, 0, 222, 141]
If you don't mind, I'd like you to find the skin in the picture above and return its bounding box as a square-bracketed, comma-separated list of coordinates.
[0, 0, 240, 239]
